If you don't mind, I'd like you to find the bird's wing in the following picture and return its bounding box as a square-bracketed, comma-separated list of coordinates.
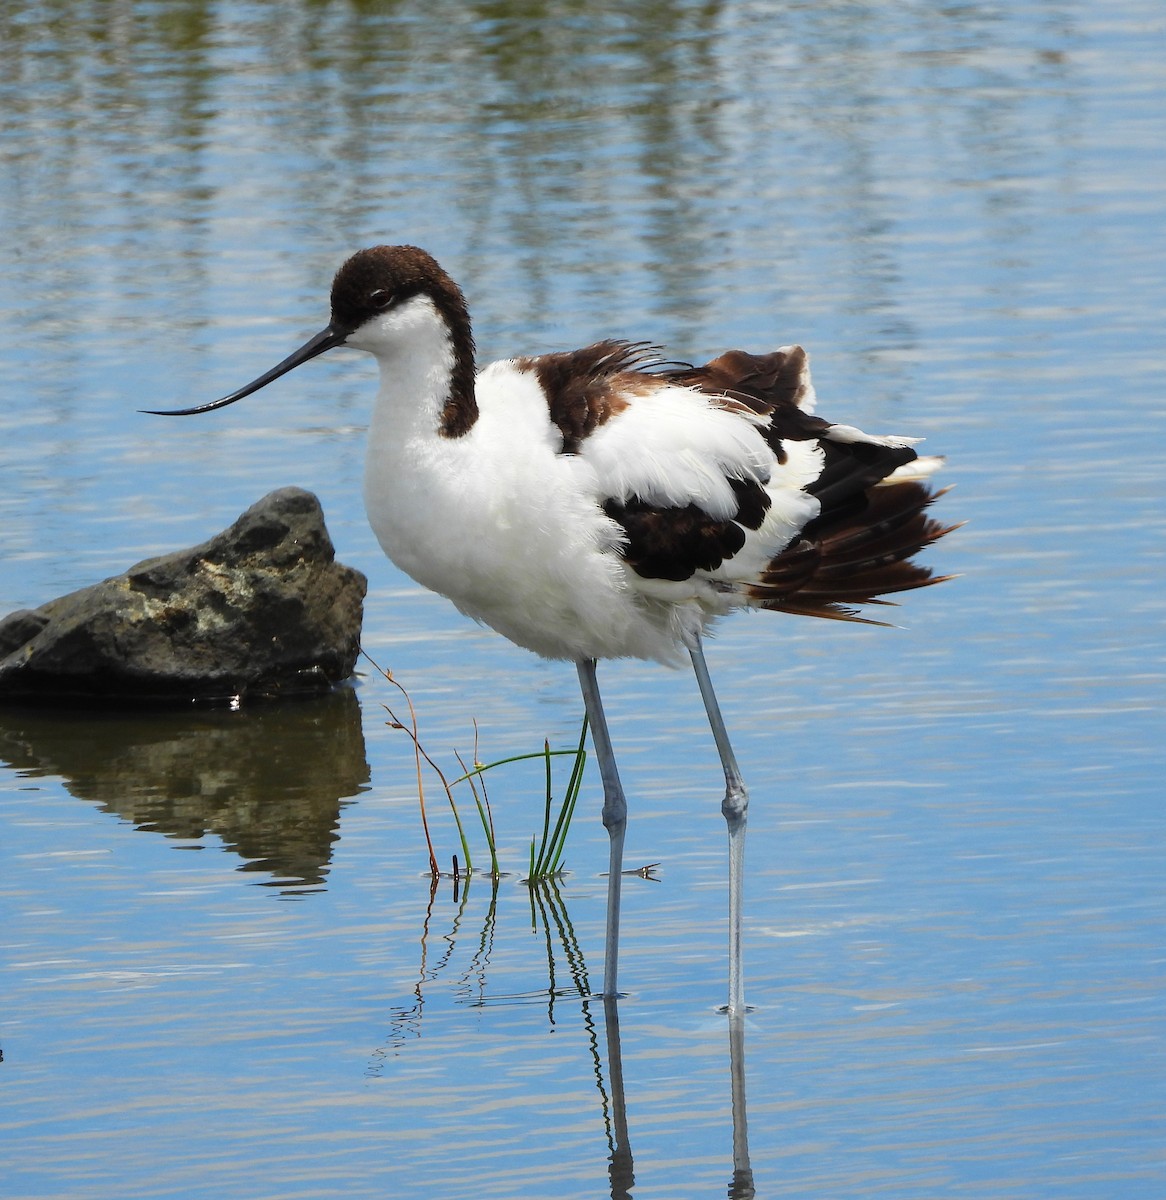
[517, 340, 951, 600]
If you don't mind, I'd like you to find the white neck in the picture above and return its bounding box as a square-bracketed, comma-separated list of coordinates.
[358, 296, 482, 593]
[348, 295, 460, 440]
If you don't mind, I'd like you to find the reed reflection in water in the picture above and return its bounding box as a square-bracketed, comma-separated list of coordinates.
[373, 870, 756, 1200]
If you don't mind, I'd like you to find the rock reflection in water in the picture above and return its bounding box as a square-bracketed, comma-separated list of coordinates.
[0, 686, 369, 892]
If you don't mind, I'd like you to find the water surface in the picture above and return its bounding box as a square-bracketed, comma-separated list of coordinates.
[2, 2, 1164, 1197]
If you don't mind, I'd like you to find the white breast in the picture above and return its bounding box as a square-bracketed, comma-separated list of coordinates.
[363, 357, 698, 662]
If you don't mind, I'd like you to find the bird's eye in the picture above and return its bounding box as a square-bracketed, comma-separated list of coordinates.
[369, 289, 393, 310]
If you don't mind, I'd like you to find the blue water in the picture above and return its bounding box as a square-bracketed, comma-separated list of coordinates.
[2, 2, 1164, 1196]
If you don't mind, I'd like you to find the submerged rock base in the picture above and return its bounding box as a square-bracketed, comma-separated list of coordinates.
[0, 488, 367, 707]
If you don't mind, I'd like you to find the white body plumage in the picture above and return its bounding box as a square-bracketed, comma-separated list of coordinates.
[356, 296, 853, 663]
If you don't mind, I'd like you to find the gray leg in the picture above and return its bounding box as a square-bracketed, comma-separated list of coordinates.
[689, 635, 749, 1014]
[576, 658, 627, 998]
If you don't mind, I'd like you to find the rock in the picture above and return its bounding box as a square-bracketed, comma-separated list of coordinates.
[0, 488, 367, 706]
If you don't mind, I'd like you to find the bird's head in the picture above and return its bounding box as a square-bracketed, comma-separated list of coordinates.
[145, 245, 471, 417]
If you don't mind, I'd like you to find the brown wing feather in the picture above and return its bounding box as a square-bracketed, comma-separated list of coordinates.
[663, 346, 948, 617]
[519, 340, 666, 455]
[663, 347, 816, 415]
[523, 339, 956, 611]
[748, 481, 958, 622]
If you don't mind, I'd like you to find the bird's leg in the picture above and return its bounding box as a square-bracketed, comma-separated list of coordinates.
[689, 634, 749, 1014]
[576, 658, 627, 998]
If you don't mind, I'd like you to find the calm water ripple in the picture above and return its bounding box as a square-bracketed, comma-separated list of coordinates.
[2, 1, 1164, 1197]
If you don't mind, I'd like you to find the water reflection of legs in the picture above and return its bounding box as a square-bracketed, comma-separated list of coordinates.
[596, 996, 755, 1199]
[602, 996, 635, 1200]
[727, 1012, 755, 1199]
